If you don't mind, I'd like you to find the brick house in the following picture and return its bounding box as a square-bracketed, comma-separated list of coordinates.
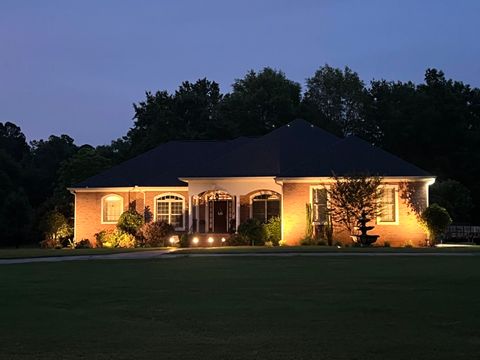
[69, 119, 435, 246]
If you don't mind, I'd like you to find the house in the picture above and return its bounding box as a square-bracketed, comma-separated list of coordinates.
[69, 119, 435, 246]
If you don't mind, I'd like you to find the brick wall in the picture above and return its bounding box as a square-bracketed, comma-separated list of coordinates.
[282, 181, 429, 247]
[75, 190, 189, 246]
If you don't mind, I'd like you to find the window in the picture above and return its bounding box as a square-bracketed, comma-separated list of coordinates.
[156, 194, 184, 229]
[312, 188, 328, 224]
[378, 186, 398, 224]
[102, 195, 123, 223]
[251, 193, 280, 222]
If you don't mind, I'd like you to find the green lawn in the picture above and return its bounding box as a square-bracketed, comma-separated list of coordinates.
[0, 247, 168, 259]
[1, 257, 479, 360]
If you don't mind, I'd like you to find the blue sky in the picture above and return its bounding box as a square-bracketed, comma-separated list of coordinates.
[1, 0, 479, 145]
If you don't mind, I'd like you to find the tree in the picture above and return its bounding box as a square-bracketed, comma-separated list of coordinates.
[326, 174, 383, 235]
[0, 189, 33, 247]
[53, 146, 111, 217]
[0, 122, 30, 161]
[430, 180, 473, 223]
[221, 67, 301, 136]
[303, 65, 380, 142]
[126, 79, 225, 156]
[420, 204, 452, 245]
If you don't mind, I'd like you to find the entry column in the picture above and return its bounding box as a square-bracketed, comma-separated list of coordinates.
[235, 195, 240, 233]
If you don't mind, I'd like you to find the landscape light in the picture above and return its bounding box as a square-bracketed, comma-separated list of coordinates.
[169, 237, 175, 245]
[207, 237, 214, 244]
[192, 237, 199, 245]
[221, 237, 226, 243]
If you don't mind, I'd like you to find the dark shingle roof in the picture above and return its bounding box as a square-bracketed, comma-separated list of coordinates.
[73, 119, 431, 188]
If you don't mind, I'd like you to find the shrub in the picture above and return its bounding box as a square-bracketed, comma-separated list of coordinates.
[75, 239, 92, 249]
[383, 241, 391, 248]
[39, 210, 73, 248]
[264, 216, 281, 246]
[137, 221, 175, 247]
[179, 233, 189, 248]
[300, 237, 317, 246]
[117, 232, 136, 248]
[238, 218, 267, 245]
[278, 240, 287, 246]
[228, 233, 249, 246]
[117, 209, 144, 235]
[420, 204, 452, 245]
[95, 229, 118, 248]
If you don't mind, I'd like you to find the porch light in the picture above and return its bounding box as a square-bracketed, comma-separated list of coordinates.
[208, 237, 214, 244]
[192, 237, 199, 245]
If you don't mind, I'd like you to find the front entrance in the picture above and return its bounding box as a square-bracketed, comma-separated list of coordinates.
[213, 200, 228, 233]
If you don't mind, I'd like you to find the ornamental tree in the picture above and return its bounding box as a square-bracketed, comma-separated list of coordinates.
[326, 173, 383, 234]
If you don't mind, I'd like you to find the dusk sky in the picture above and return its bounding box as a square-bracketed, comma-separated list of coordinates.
[1, 0, 479, 146]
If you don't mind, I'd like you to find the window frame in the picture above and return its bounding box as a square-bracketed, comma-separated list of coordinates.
[101, 194, 124, 224]
[154, 193, 186, 231]
[310, 185, 330, 225]
[377, 185, 399, 225]
[249, 191, 281, 222]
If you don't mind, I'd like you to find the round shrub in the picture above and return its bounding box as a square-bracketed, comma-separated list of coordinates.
[95, 229, 118, 248]
[238, 218, 267, 245]
[39, 210, 73, 248]
[420, 203, 452, 245]
[117, 232, 136, 248]
[117, 209, 144, 235]
[137, 221, 175, 247]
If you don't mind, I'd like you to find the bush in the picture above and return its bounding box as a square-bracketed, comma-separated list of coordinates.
[95, 229, 119, 248]
[228, 233, 249, 246]
[117, 209, 144, 235]
[420, 204, 452, 245]
[300, 237, 317, 246]
[39, 210, 73, 248]
[74, 239, 92, 249]
[117, 232, 136, 248]
[94, 229, 136, 248]
[238, 218, 267, 245]
[264, 216, 281, 246]
[137, 221, 175, 247]
[383, 241, 391, 248]
[179, 233, 189, 248]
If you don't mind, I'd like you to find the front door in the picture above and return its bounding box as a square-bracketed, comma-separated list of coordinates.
[213, 200, 228, 233]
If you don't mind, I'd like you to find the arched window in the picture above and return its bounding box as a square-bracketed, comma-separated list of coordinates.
[102, 194, 123, 223]
[251, 193, 281, 222]
[156, 194, 185, 230]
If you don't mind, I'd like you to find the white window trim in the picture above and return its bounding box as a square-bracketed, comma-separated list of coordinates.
[249, 191, 281, 220]
[101, 194, 124, 224]
[310, 185, 330, 225]
[377, 185, 399, 225]
[154, 193, 186, 231]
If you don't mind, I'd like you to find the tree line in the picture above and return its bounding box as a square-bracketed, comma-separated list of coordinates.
[0, 65, 478, 246]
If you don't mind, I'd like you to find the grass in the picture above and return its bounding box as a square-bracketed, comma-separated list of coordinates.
[0, 247, 168, 259]
[173, 245, 480, 254]
[1, 256, 479, 359]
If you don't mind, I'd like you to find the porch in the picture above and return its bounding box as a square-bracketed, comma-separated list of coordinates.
[184, 178, 283, 234]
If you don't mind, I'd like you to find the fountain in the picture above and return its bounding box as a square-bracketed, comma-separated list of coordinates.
[351, 210, 379, 246]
